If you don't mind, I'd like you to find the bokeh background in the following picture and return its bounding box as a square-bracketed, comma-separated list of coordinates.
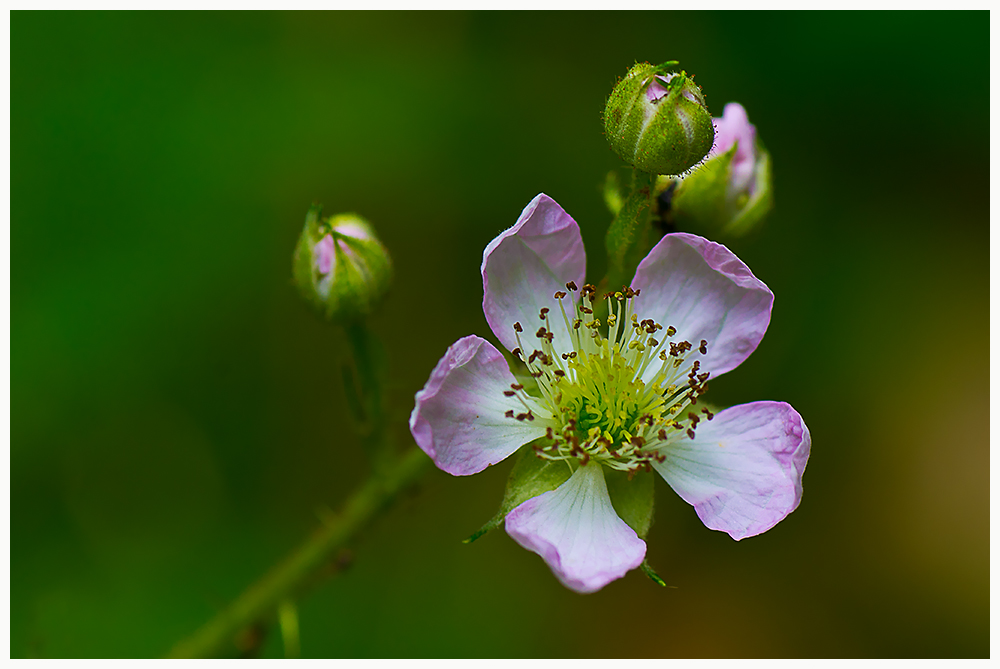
[12, 11, 989, 658]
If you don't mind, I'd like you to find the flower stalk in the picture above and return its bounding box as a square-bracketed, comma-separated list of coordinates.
[605, 168, 657, 293]
[167, 445, 430, 658]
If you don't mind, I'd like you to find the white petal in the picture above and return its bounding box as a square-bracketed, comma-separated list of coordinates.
[505, 462, 646, 593]
[409, 335, 546, 476]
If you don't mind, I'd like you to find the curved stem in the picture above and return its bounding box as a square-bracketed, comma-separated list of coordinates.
[166, 447, 431, 658]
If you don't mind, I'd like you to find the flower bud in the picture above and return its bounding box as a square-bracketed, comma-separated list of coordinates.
[292, 205, 392, 323]
[667, 102, 773, 237]
[603, 61, 715, 176]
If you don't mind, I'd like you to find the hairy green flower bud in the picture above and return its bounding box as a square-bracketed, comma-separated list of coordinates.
[292, 205, 392, 323]
[604, 61, 715, 176]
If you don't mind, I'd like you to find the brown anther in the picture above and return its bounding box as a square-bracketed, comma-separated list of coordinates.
[528, 350, 539, 363]
[530, 371, 544, 378]
[688, 412, 700, 426]
[573, 319, 582, 330]
[511, 347, 521, 359]
[568, 351, 577, 358]
[648, 338, 659, 347]
[658, 429, 668, 440]
[666, 326, 677, 336]
[687, 428, 696, 439]
[554, 369, 565, 377]
[699, 339, 708, 355]
[603, 292, 615, 300]
[580, 306, 593, 314]
[503, 390, 516, 397]
[536, 327, 547, 338]
[516, 413, 528, 421]
[554, 291, 567, 299]
[631, 435, 646, 447]
[698, 372, 710, 383]
[504, 410, 514, 418]
[526, 411, 535, 421]
[513, 322, 523, 333]
[579, 452, 590, 466]
[546, 427, 554, 439]
[702, 408, 715, 420]
[510, 383, 524, 391]
[566, 281, 578, 291]
[539, 307, 549, 319]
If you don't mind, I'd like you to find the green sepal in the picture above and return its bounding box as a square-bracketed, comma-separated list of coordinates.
[605, 468, 654, 539]
[292, 203, 326, 313]
[671, 143, 738, 233]
[720, 142, 773, 237]
[463, 443, 571, 543]
[641, 560, 668, 587]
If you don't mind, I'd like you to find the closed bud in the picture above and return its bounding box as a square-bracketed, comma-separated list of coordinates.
[292, 205, 392, 323]
[667, 102, 773, 237]
[604, 61, 715, 176]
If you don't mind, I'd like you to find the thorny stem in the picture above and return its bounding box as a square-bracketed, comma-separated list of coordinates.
[167, 319, 430, 658]
[167, 447, 430, 658]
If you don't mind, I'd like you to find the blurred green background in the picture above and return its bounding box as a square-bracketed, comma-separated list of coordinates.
[12, 11, 988, 658]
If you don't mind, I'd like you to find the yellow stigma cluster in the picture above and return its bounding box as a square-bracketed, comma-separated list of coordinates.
[503, 282, 714, 475]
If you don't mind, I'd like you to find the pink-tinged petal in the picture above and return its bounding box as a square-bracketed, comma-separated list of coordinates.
[505, 462, 646, 594]
[653, 401, 810, 540]
[482, 194, 586, 352]
[710, 102, 757, 195]
[631, 232, 772, 380]
[315, 234, 334, 275]
[409, 335, 547, 476]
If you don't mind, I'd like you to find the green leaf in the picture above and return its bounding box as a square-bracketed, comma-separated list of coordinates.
[605, 468, 654, 539]
[463, 443, 571, 543]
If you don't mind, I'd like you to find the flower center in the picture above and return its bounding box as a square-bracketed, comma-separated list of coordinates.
[502, 282, 714, 475]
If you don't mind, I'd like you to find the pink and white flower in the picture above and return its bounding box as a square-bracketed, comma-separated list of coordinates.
[409, 194, 810, 594]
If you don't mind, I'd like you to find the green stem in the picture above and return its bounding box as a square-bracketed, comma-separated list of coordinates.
[344, 321, 393, 472]
[166, 447, 431, 658]
[604, 168, 657, 291]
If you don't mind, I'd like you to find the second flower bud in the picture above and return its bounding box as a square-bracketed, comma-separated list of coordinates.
[604, 61, 715, 176]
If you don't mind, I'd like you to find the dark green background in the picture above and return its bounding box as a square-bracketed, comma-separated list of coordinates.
[12, 11, 988, 658]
